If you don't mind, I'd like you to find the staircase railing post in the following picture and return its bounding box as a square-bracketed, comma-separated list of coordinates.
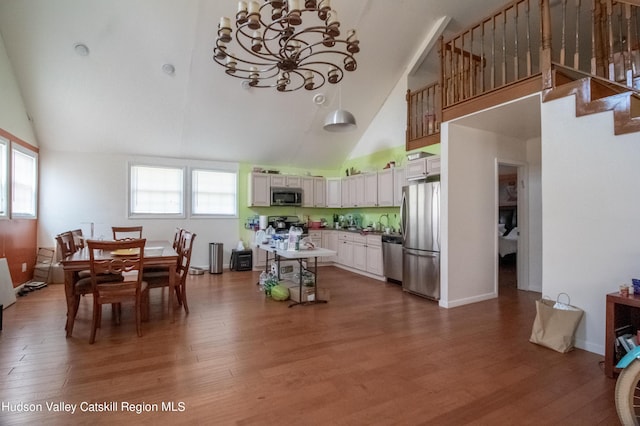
[540, 0, 553, 90]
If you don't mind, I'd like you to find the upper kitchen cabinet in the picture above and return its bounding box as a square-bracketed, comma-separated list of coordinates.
[405, 155, 440, 181]
[377, 169, 394, 207]
[313, 177, 326, 207]
[270, 175, 302, 188]
[393, 167, 406, 206]
[301, 177, 314, 207]
[343, 174, 377, 207]
[326, 178, 341, 208]
[248, 172, 270, 207]
[301, 176, 327, 207]
[363, 174, 378, 207]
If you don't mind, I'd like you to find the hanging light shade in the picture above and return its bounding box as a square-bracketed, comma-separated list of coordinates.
[323, 109, 356, 132]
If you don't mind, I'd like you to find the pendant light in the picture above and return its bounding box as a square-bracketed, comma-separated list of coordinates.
[323, 87, 357, 132]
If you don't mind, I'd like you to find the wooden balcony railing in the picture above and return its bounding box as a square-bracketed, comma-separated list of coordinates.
[406, 82, 440, 150]
[406, 0, 640, 150]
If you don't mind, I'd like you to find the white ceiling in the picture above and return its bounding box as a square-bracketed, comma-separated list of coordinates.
[0, 0, 510, 169]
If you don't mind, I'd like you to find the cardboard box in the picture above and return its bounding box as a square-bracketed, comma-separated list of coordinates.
[287, 284, 330, 303]
[271, 260, 306, 280]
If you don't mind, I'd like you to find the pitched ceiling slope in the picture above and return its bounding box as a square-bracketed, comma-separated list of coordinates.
[0, 0, 508, 169]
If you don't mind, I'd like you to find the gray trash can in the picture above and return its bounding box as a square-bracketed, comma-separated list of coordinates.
[209, 243, 223, 274]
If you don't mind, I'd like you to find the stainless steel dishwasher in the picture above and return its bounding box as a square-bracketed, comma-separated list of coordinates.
[382, 234, 403, 283]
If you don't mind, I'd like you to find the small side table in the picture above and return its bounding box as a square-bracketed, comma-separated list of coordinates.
[605, 292, 640, 377]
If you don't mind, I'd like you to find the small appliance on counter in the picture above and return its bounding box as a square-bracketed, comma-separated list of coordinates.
[267, 216, 307, 234]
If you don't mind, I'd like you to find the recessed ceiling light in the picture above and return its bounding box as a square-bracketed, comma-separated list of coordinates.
[162, 63, 175, 75]
[73, 43, 90, 56]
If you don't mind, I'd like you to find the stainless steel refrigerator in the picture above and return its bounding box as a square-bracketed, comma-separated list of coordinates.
[400, 181, 440, 300]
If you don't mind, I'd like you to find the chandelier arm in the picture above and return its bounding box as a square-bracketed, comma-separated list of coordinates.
[213, 1, 360, 91]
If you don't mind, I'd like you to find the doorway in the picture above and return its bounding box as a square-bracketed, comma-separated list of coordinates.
[497, 165, 518, 290]
[496, 162, 529, 294]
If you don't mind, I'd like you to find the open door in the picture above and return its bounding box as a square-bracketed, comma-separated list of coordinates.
[497, 162, 529, 293]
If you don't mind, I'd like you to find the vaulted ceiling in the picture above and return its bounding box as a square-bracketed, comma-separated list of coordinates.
[0, 0, 509, 169]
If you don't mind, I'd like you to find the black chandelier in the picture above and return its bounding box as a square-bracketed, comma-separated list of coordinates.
[213, 0, 360, 92]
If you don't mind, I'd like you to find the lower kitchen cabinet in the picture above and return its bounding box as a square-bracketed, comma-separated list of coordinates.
[321, 230, 338, 262]
[352, 234, 367, 271]
[334, 231, 383, 279]
[365, 235, 383, 276]
[337, 232, 354, 267]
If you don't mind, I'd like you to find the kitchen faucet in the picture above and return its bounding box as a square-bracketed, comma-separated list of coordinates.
[378, 214, 390, 231]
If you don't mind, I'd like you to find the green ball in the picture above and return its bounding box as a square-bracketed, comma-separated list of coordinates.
[270, 284, 290, 301]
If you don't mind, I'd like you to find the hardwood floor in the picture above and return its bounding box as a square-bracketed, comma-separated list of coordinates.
[1, 267, 618, 425]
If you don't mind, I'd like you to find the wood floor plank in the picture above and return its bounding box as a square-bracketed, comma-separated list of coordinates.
[0, 266, 619, 425]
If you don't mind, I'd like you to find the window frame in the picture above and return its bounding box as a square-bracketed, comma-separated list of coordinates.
[128, 161, 186, 219]
[190, 167, 238, 218]
[10, 142, 38, 219]
[0, 136, 8, 219]
[127, 157, 239, 220]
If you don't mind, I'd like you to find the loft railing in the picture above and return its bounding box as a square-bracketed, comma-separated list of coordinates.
[406, 0, 640, 149]
[406, 82, 440, 150]
[548, 0, 640, 89]
[442, 0, 542, 108]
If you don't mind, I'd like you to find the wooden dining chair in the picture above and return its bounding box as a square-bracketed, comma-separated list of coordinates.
[112, 226, 143, 241]
[55, 231, 76, 259]
[144, 230, 196, 314]
[172, 227, 184, 250]
[86, 238, 148, 344]
[175, 231, 196, 314]
[70, 229, 85, 249]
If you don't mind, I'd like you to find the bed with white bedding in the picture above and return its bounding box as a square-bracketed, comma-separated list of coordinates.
[498, 223, 518, 258]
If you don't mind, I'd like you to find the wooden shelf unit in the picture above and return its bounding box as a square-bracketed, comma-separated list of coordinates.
[605, 292, 640, 378]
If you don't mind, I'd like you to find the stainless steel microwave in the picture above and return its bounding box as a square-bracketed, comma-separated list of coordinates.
[270, 187, 303, 206]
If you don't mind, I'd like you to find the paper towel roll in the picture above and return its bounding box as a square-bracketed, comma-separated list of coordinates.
[259, 215, 268, 230]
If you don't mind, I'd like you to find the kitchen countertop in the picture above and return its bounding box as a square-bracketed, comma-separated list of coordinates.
[309, 227, 401, 237]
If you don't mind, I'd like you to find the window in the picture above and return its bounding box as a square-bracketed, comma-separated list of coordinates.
[129, 164, 185, 217]
[191, 169, 237, 216]
[11, 144, 38, 218]
[0, 137, 7, 218]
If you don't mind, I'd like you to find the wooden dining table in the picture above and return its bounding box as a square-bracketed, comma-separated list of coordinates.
[61, 240, 179, 337]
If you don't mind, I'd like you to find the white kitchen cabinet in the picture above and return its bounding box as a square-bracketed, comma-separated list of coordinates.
[270, 175, 302, 187]
[333, 231, 385, 279]
[377, 169, 394, 207]
[427, 156, 441, 175]
[406, 155, 441, 181]
[406, 158, 428, 181]
[301, 177, 314, 207]
[365, 235, 383, 276]
[326, 178, 342, 208]
[393, 167, 406, 206]
[337, 232, 354, 267]
[248, 172, 270, 207]
[308, 230, 322, 250]
[313, 177, 326, 207]
[352, 175, 365, 207]
[352, 234, 367, 271]
[363, 173, 378, 206]
[340, 176, 350, 207]
[343, 174, 376, 207]
[321, 230, 338, 262]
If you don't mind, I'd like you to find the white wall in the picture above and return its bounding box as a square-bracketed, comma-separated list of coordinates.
[39, 150, 240, 269]
[0, 32, 36, 144]
[347, 71, 407, 159]
[541, 96, 640, 355]
[527, 136, 543, 292]
[442, 124, 529, 307]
